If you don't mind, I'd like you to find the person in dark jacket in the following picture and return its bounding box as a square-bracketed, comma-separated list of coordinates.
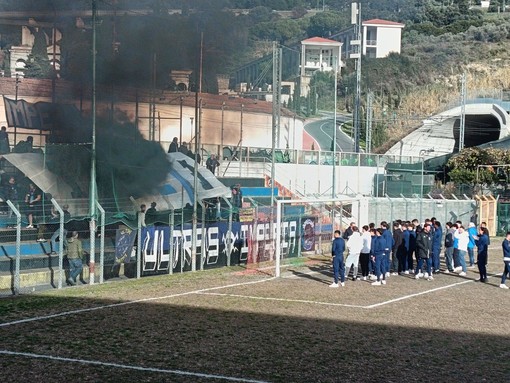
[476, 227, 489, 282]
[168, 137, 179, 153]
[392, 222, 404, 275]
[407, 222, 416, 273]
[342, 222, 355, 240]
[415, 224, 433, 280]
[500, 231, 510, 289]
[330, 230, 346, 287]
[444, 222, 455, 273]
[432, 221, 443, 273]
[371, 228, 387, 286]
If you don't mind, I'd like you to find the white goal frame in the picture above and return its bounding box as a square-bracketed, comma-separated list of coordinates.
[275, 195, 362, 277]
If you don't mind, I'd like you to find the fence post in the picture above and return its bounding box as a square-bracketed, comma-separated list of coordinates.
[223, 197, 233, 266]
[137, 211, 142, 279]
[275, 200, 282, 277]
[6, 200, 21, 295]
[50, 198, 64, 289]
[95, 201, 105, 284]
[199, 200, 206, 271]
[169, 210, 174, 275]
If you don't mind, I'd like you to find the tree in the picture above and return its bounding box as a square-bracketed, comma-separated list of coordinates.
[306, 11, 347, 38]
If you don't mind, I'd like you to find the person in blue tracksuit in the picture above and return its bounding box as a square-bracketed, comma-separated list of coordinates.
[381, 221, 393, 277]
[432, 221, 443, 273]
[500, 232, 510, 289]
[330, 230, 346, 288]
[371, 228, 387, 286]
[476, 227, 489, 282]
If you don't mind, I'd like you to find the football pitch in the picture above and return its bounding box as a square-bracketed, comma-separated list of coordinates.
[1, 248, 509, 383]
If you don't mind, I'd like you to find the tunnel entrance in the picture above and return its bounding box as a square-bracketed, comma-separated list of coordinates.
[453, 114, 501, 151]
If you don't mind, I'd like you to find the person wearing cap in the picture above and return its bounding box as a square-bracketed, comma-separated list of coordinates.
[467, 222, 478, 267]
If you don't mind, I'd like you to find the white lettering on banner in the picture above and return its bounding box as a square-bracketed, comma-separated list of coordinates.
[206, 226, 219, 265]
[182, 229, 193, 266]
[141, 221, 298, 271]
[239, 224, 250, 261]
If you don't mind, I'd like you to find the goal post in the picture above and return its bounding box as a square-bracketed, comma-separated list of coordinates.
[275, 195, 362, 277]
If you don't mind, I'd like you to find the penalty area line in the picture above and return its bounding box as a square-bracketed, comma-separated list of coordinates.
[0, 277, 275, 328]
[365, 279, 474, 309]
[196, 291, 366, 309]
[0, 350, 270, 383]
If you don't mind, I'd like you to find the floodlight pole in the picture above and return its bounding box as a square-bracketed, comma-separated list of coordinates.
[332, 55, 338, 197]
[89, 0, 98, 285]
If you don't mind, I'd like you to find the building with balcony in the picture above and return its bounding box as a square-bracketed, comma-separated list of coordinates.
[300, 37, 342, 97]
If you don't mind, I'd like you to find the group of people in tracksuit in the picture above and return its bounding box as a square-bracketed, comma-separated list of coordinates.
[330, 217, 509, 288]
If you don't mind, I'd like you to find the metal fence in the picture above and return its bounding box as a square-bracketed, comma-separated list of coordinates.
[0, 194, 477, 296]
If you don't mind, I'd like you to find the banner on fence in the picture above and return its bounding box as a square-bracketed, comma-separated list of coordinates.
[137, 219, 301, 274]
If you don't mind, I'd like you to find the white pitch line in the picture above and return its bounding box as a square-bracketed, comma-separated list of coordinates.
[364, 279, 474, 309]
[0, 277, 275, 328]
[0, 350, 270, 383]
[196, 292, 366, 309]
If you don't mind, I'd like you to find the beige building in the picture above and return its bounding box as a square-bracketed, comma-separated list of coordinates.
[362, 19, 405, 58]
[300, 37, 343, 97]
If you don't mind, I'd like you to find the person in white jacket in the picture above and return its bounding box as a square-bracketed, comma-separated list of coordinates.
[345, 226, 364, 281]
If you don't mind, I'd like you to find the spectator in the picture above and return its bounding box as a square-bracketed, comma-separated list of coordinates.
[66, 231, 84, 286]
[1, 176, 18, 216]
[168, 137, 179, 153]
[500, 231, 510, 289]
[0, 126, 9, 154]
[206, 154, 220, 174]
[24, 182, 41, 229]
[14, 135, 33, 153]
[179, 142, 188, 154]
[146, 201, 157, 215]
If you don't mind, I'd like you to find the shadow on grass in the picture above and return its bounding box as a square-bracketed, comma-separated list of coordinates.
[0, 291, 509, 383]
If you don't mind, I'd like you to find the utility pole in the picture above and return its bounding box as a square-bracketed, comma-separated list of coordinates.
[459, 72, 467, 152]
[191, 32, 203, 273]
[332, 55, 338, 198]
[366, 91, 373, 153]
[89, 0, 98, 284]
[271, 41, 282, 206]
[351, 2, 362, 153]
[220, 101, 225, 158]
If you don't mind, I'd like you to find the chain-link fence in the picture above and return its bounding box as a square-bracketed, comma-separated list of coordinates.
[1, 191, 478, 295]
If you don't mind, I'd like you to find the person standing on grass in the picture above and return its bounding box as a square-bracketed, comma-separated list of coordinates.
[381, 221, 393, 278]
[330, 230, 346, 288]
[415, 224, 433, 280]
[481, 221, 490, 245]
[467, 222, 478, 267]
[443, 222, 455, 273]
[476, 227, 489, 283]
[66, 231, 84, 286]
[359, 225, 371, 280]
[345, 226, 363, 281]
[407, 221, 416, 274]
[371, 228, 387, 286]
[499, 232, 510, 289]
[432, 221, 443, 273]
[391, 221, 403, 275]
[454, 225, 469, 276]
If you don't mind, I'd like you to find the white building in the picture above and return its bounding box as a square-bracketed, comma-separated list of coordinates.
[362, 19, 405, 58]
[300, 37, 343, 97]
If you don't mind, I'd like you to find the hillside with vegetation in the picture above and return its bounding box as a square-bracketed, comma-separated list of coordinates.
[1, 1, 510, 152]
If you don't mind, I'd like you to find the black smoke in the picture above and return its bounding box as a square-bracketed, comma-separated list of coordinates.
[46, 106, 171, 203]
